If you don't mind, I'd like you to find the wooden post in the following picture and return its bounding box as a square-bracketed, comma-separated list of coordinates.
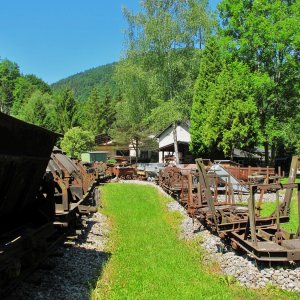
[172, 122, 179, 164]
[283, 156, 299, 215]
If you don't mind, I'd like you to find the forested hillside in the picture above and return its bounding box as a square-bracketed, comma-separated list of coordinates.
[0, 57, 117, 158]
[51, 63, 117, 102]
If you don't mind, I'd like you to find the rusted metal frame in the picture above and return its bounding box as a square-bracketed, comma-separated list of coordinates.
[275, 190, 282, 244]
[230, 231, 300, 262]
[255, 182, 297, 191]
[214, 175, 218, 200]
[51, 155, 72, 178]
[297, 183, 300, 238]
[197, 174, 202, 206]
[256, 177, 268, 214]
[74, 160, 91, 193]
[216, 215, 290, 232]
[244, 185, 256, 244]
[228, 182, 300, 262]
[53, 174, 69, 212]
[245, 182, 298, 245]
[180, 174, 188, 205]
[187, 173, 195, 217]
[227, 175, 234, 204]
[196, 158, 218, 228]
[281, 156, 299, 215]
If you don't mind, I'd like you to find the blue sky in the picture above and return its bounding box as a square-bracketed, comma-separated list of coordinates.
[0, 0, 220, 84]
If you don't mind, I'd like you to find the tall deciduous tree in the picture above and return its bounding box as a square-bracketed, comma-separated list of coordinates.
[11, 74, 51, 116]
[60, 127, 94, 159]
[115, 0, 212, 163]
[16, 90, 54, 129]
[217, 0, 300, 163]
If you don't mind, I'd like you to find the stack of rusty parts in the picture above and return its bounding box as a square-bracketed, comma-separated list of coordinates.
[158, 166, 186, 197]
[157, 162, 212, 200]
[186, 157, 300, 262]
[114, 164, 137, 180]
[93, 161, 110, 181]
[47, 147, 100, 228]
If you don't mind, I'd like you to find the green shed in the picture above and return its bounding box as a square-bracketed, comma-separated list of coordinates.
[81, 151, 108, 163]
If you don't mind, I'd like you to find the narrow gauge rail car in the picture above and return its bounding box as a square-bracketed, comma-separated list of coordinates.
[158, 157, 300, 262]
[0, 112, 60, 296]
[0, 113, 107, 297]
[47, 147, 101, 229]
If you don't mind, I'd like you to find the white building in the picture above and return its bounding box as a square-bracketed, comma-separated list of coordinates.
[155, 122, 194, 163]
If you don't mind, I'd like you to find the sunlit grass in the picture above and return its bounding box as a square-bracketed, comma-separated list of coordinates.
[260, 195, 299, 233]
[92, 183, 298, 300]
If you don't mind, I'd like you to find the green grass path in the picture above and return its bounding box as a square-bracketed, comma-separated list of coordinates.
[93, 183, 297, 300]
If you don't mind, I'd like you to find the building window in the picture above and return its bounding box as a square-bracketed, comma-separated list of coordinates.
[140, 151, 148, 159]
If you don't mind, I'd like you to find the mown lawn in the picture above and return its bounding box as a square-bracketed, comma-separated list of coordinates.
[92, 183, 298, 300]
[260, 193, 299, 232]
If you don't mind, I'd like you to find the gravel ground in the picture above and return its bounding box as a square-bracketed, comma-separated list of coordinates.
[8, 180, 297, 299]
[167, 200, 300, 293]
[9, 212, 110, 300]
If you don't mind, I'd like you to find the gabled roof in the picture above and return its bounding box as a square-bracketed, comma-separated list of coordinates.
[154, 121, 190, 139]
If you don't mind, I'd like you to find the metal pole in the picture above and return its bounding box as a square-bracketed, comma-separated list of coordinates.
[248, 185, 257, 246]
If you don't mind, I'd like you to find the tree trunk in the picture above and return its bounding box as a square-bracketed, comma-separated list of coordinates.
[135, 138, 139, 164]
[230, 148, 234, 161]
[172, 122, 179, 164]
[264, 142, 269, 166]
[270, 144, 275, 166]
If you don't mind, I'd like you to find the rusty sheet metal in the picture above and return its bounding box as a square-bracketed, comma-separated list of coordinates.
[0, 112, 60, 229]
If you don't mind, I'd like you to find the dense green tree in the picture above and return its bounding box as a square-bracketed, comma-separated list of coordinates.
[109, 100, 154, 163]
[190, 38, 224, 155]
[53, 88, 78, 134]
[16, 90, 54, 129]
[217, 0, 300, 162]
[0, 59, 20, 113]
[11, 76, 35, 116]
[11, 74, 51, 116]
[191, 58, 260, 157]
[123, 0, 211, 114]
[103, 88, 117, 130]
[82, 87, 107, 134]
[60, 127, 95, 159]
[24, 74, 51, 94]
